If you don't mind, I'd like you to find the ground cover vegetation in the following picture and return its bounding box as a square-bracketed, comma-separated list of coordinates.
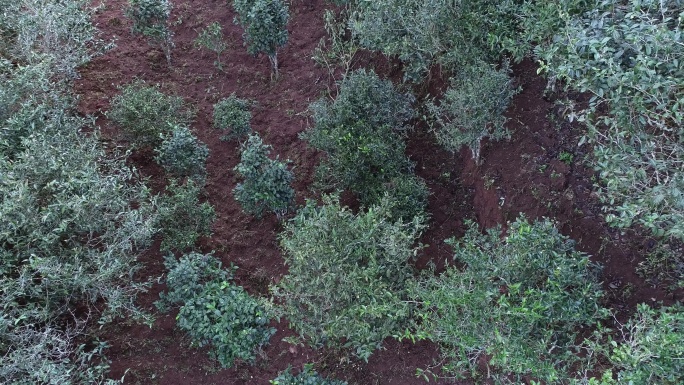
[4, 0, 683, 383]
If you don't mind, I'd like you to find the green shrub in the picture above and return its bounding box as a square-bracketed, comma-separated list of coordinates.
[213, 94, 252, 141]
[233, 0, 289, 77]
[302, 69, 415, 204]
[158, 253, 275, 368]
[410, 217, 607, 382]
[233, 133, 295, 218]
[604, 303, 684, 385]
[155, 252, 230, 311]
[537, 0, 684, 241]
[154, 125, 209, 182]
[274, 195, 425, 361]
[349, 0, 519, 81]
[193, 21, 228, 70]
[381, 175, 430, 222]
[178, 280, 275, 367]
[156, 179, 215, 252]
[108, 81, 193, 148]
[271, 365, 347, 385]
[427, 61, 517, 165]
[126, 0, 173, 64]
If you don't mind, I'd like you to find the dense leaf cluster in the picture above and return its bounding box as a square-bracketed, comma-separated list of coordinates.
[213, 93, 253, 141]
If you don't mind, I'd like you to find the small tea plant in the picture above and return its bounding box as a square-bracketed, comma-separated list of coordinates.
[213, 94, 252, 141]
[108, 81, 193, 148]
[233, 0, 289, 78]
[154, 125, 209, 182]
[427, 61, 517, 165]
[233, 133, 294, 218]
[156, 179, 215, 252]
[193, 21, 228, 70]
[158, 253, 275, 368]
[126, 0, 173, 64]
[271, 365, 348, 385]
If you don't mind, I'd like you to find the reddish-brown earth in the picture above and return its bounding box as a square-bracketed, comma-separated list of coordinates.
[74, 1, 682, 384]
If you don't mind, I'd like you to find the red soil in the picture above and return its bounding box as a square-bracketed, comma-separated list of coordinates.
[74, 1, 682, 384]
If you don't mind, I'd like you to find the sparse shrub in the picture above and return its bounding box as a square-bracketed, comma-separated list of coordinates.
[108, 81, 193, 148]
[126, 0, 173, 64]
[302, 69, 415, 203]
[274, 195, 425, 361]
[410, 217, 607, 382]
[427, 61, 517, 165]
[271, 365, 348, 385]
[156, 179, 215, 252]
[194, 21, 228, 70]
[233, 133, 295, 218]
[158, 252, 275, 368]
[154, 125, 209, 182]
[213, 94, 252, 141]
[602, 303, 684, 385]
[233, 0, 289, 77]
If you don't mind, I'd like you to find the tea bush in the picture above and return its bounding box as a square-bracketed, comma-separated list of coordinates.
[274, 195, 425, 361]
[126, 0, 173, 64]
[233, 0, 289, 76]
[427, 61, 517, 164]
[537, 0, 684, 241]
[194, 21, 228, 70]
[154, 125, 209, 182]
[302, 69, 415, 205]
[410, 217, 607, 382]
[233, 133, 295, 218]
[108, 81, 194, 148]
[158, 253, 275, 368]
[156, 179, 215, 252]
[213, 94, 252, 141]
[271, 365, 347, 385]
[603, 303, 684, 384]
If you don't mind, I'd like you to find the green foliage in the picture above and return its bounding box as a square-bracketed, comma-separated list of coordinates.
[537, 0, 684, 240]
[312, 9, 359, 78]
[108, 81, 193, 148]
[427, 61, 516, 165]
[349, 0, 518, 81]
[213, 94, 252, 141]
[302, 69, 415, 205]
[156, 179, 215, 253]
[154, 125, 209, 182]
[194, 21, 228, 70]
[274, 196, 425, 361]
[271, 365, 348, 385]
[606, 303, 684, 384]
[158, 253, 275, 368]
[380, 175, 430, 223]
[232, 0, 289, 76]
[410, 217, 607, 383]
[1, 1, 153, 383]
[126, 0, 173, 64]
[233, 133, 295, 218]
[156, 252, 231, 311]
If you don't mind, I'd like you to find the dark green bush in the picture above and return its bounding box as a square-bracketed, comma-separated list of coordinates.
[427, 61, 517, 165]
[274, 195, 425, 361]
[108, 81, 193, 148]
[233, 133, 295, 218]
[126, 0, 173, 63]
[302, 69, 415, 204]
[410, 217, 607, 382]
[154, 125, 209, 182]
[213, 94, 252, 141]
[232, 0, 289, 76]
[271, 365, 347, 385]
[156, 179, 215, 252]
[158, 252, 275, 368]
[155, 252, 230, 311]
